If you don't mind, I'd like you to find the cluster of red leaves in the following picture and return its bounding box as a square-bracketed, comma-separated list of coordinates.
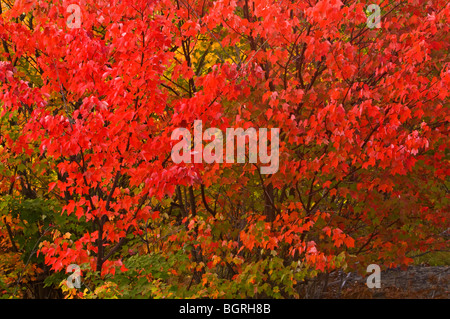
[0, 0, 448, 296]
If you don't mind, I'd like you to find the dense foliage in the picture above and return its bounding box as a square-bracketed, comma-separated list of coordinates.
[0, 0, 448, 298]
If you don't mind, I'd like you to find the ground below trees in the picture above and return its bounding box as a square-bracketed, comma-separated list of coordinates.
[323, 265, 449, 299]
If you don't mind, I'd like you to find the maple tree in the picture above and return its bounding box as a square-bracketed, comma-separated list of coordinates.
[0, 0, 448, 298]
